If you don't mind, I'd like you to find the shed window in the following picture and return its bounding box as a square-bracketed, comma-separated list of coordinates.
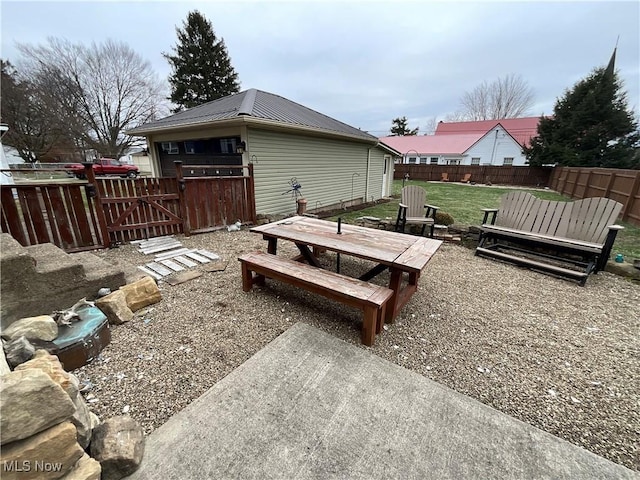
[161, 142, 179, 154]
[220, 138, 237, 154]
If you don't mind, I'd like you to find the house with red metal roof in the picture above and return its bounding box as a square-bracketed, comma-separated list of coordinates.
[434, 117, 540, 148]
[380, 122, 532, 166]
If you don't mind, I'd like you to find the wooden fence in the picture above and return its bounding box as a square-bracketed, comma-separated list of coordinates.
[0, 162, 256, 251]
[393, 164, 553, 187]
[549, 167, 640, 226]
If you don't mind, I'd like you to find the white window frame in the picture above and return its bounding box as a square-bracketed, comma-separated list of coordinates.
[430, 157, 438, 165]
[503, 157, 514, 166]
[161, 142, 179, 155]
[471, 157, 481, 165]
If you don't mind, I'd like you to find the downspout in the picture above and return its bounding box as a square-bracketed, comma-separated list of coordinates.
[365, 148, 371, 201]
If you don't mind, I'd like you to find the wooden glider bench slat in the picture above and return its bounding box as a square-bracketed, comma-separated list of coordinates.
[238, 251, 394, 346]
[476, 191, 624, 285]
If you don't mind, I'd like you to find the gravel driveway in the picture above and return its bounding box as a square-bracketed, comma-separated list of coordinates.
[76, 229, 639, 471]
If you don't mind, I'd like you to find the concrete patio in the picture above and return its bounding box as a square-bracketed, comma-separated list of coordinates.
[125, 323, 634, 479]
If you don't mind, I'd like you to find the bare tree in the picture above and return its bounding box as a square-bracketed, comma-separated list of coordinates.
[16, 38, 168, 159]
[0, 60, 69, 163]
[459, 74, 534, 120]
[422, 117, 438, 135]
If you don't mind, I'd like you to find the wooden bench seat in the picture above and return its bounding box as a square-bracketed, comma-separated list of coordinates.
[238, 251, 394, 346]
[476, 191, 624, 285]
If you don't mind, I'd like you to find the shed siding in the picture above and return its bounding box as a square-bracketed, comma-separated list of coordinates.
[247, 128, 382, 215]
[465, 126, 527, 166]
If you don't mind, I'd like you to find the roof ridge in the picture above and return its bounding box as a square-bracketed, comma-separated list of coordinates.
[237, 89, 257, 116]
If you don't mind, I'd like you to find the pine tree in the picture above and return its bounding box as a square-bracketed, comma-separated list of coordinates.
[390, 117, 419, 136]
[526, 57, 639, 169]
[164, 11, 240, 112]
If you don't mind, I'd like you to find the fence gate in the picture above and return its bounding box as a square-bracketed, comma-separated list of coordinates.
[95, 176, 183, 245]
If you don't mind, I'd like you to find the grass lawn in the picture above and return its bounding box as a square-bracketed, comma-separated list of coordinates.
[328, 180, 640, 262]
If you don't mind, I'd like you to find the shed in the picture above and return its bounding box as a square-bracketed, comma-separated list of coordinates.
[127, 89, 398, 216]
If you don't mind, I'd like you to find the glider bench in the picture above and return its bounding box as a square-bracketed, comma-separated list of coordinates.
[475, 191, 624, 285]
[238, 251, 393, 346]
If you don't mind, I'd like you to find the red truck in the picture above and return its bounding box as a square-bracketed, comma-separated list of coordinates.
[65, 158, 140, 179]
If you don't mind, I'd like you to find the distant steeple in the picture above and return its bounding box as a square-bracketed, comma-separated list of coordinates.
[604, 36, 619, 77]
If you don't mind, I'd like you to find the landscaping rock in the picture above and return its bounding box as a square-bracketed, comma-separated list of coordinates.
[90, 416, 145, 480]
[3, 336, 35, 368]
[0, 342, 10, 375]
[2, 315, 58, 342]
[95, 290, 134, 325]
[59, 453, 101, 480]
[0, 421, 84, 480]
[0, 369, 76, 444]
[15, 351, 95, 448]
[119, 276, 161, 312]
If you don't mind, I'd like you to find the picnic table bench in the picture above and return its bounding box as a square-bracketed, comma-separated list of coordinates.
[475, 191, 624, 285]
[238, 251, 393, 346]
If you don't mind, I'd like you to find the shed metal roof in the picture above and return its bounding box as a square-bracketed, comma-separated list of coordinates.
[127, 89, 377, 142]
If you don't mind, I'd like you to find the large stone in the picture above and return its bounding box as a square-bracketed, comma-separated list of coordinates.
[0, 421, 84, 480]
[2, 315, 58, 342]
[15, 350, 78, 397]
[90, 416, 145, 480]
[119, 276, 161, 312]
[4, 336, 35, 368]
[15, 351, 94, 448]
[95, 290, 134, 325]
[0, 342, 10, 375]
[0, 369, 76, 444]
[59, 453, 101, 480]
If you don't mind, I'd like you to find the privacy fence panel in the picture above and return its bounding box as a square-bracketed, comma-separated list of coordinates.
[393, 165, 553, 187]
[1, 162, 257, 251]
[1, 181, 106, 251]
[550, 167, 640, 226]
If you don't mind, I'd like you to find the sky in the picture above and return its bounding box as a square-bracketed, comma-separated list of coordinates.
[1, 0, 639, 137]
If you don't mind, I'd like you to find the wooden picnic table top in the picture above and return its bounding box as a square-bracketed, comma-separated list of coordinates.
[250, 216, 442, 273]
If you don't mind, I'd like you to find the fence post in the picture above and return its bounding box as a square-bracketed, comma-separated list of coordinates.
[83, 163, 110, 248]
[620, 170, 640, 223]
[247, 163, 257, 224]
[603, 171, 617, 198]
[174, 161, 190, 237]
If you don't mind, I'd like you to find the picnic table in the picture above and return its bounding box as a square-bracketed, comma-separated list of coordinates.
[249, 216, 442, 323]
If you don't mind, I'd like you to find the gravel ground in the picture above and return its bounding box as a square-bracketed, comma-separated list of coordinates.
[76, 228, 639, 471]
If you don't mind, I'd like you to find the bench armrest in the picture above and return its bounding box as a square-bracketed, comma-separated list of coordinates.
[598, 224, 624, 271]
[425, 204, 439, 220]
[399, 203, 408, 209]
[481, 208, 499, 225]
[395, 204, 408, 232]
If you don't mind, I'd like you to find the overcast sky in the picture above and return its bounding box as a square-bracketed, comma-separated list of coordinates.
[2, 1, 639, 136]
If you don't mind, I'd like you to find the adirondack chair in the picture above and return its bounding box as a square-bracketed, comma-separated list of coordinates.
[476, 191, 624, 285]
[394, 186, 439, 237]
[460, 173, 472, 183]
[441, 172, 450, 182]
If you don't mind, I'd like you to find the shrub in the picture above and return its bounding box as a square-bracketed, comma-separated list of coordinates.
[435, 211, 455, 226]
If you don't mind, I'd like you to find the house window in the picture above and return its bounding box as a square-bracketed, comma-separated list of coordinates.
[419, 157, 428, 165]
[446, 159, 461, 165]
[161, 142, 179, 154]
[184, 141, 195, 154]
[408, 157, 417, 164]
[503, 157, 514, 166]
[430, 157, 438, 165]
[471, 157, 481, 165]
[220, 138, 237, 154]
